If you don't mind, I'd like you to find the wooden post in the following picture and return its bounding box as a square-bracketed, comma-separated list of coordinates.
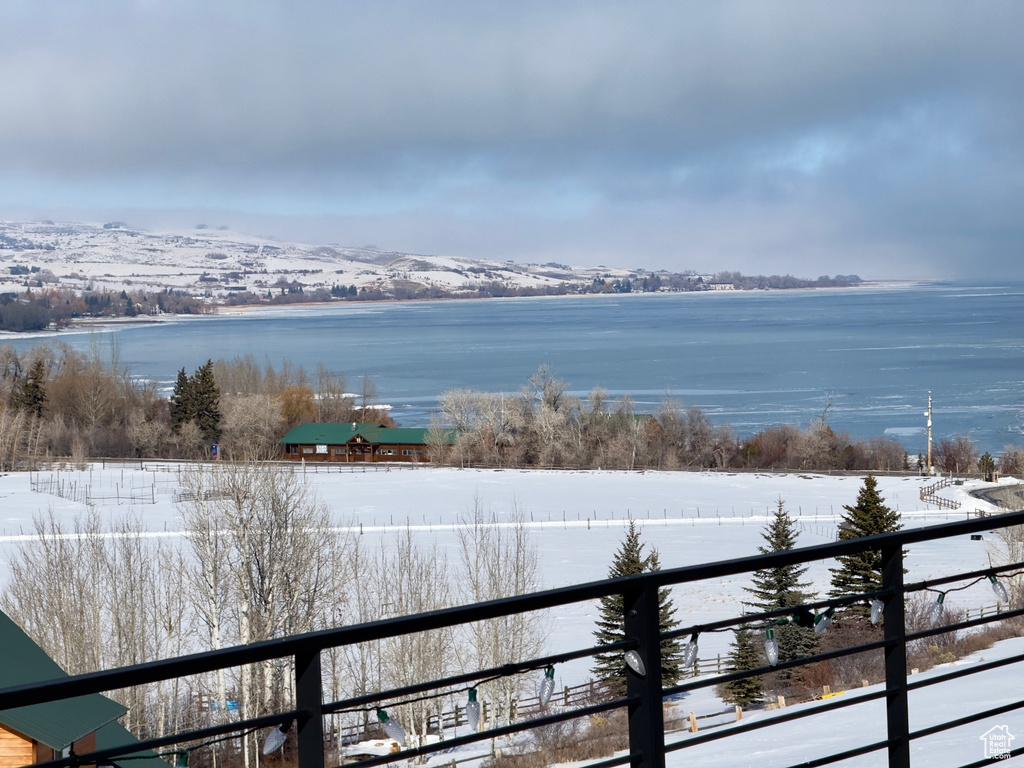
[734, 705, 742, 722]
[688, 712, 698, 733]
[777, 695, 786, 709]
[823, 685, 831, 697]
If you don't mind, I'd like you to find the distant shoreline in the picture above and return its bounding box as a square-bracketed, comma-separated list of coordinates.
[213, 279, 921, 316]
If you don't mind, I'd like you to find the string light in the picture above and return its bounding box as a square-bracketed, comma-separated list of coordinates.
[624, 650, 646, 677]
[465, 688, 481, 732]
[928, 592, 945, 627]
[683, 633, 699, 668]
[813, 607, 835, 635]
[539, 665, 556, 708]
[989, 574, 1009, 603]
[262, 722, 290, 755]
[764, 628, 779, 667]
[377, 709, 406, 746]
[870, 599, 884, 626]
[175, 751, 189, 768]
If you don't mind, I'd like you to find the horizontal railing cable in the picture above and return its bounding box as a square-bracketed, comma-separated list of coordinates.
[665, 688, 891, 753]
[335, 696, 635, 768]
[322, 638, 634, 715]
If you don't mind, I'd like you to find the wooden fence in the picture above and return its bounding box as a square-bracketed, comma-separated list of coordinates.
[920, 477, 962, 510]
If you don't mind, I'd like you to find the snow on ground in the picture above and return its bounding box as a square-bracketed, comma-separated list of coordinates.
[1, 465, 1020, 765]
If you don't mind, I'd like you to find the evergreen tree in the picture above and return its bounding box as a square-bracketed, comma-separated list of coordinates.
[10, 358, 47, 417]
[169, 361, 221, 444]
[591, 520, 683, 695]
[191, 359, 222, 443]
[829, 476, 902, 612]
[745, 500, 816, 666]
[721, 626, 763, 706]
[169, 367, 192, 431]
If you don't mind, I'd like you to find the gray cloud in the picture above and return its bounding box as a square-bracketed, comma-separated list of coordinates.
[1, 1, 1022, 278]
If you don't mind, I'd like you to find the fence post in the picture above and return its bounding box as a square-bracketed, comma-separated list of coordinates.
[295, 649, 325, 768]
[623, 578, 665, 768]
[881, 543, 909, 767]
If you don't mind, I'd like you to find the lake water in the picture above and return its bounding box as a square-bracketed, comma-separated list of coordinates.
[10, 281, 1024, 454]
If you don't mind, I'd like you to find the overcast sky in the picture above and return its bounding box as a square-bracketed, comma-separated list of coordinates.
[1, 2, 1022, 279]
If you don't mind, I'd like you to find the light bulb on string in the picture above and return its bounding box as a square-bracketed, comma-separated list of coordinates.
[466, 688, 481, 732]
[377, 709, 406, 746]
[262, 722, 290, 755]
[176, 751, 190, 768]
[764, 628, 779, 667]
[870, 599, 884, 626]
[813, 608, 835, 635]
[990, 575, 1009, 603]
[928, 592, 945, 627]
[539, 665, 556, 708]
[624, 649, 646, 677]
[683, 633, 700, 668]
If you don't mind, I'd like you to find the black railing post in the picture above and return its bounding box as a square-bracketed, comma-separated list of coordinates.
[623, 578, 665, 768]
[295, 650, 325, 768]
[881, 543, 909, 766]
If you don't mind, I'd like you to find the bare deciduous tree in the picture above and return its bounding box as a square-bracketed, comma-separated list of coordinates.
[457, 499, 548, 727]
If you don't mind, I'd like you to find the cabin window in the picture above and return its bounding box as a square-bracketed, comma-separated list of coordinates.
[302, 446, 313, 454]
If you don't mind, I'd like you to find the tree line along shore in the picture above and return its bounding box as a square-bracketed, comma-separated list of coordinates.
[0, 269, 865, 332]
[0, 343, 1021, 476]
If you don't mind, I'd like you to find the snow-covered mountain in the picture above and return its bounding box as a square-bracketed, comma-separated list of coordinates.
[0, 220, 639, 300]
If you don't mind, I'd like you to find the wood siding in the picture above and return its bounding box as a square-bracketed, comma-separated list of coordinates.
[0, 725, 33, 768]
[281, 443, 431, 463]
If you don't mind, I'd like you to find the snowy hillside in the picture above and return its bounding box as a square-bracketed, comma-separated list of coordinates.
[0, 220, 635, 300]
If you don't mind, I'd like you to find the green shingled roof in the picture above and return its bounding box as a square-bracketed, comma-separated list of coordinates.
[279, 423, 455, 445]
[0, 611, 127, 751]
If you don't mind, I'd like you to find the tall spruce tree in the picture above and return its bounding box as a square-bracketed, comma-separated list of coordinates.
[169, 360, 222, 443]
[721, 626, 763, 706]
[829, 476, 902, 612]
[745, 500, 816, 667]
[169, 367, 192, 430]
[591, 520, 683, 695]
[191, 359, 222, 443]
[11, 358, 47, 418]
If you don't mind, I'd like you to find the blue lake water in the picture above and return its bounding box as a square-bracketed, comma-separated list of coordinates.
[10, 282, 1024, 454]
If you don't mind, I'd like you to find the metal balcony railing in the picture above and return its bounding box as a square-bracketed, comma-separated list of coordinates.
[4, 508, 1024, 768]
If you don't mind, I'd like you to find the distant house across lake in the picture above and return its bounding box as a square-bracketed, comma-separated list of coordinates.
[279, 423, 453, 463]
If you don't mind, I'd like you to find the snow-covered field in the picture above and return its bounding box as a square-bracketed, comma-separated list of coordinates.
[2, 464, 1020, 766]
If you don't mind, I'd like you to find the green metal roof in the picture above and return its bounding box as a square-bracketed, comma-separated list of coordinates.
[0, 611, 127, 751]
[279, 423, 455, 446]
[94, 720, 169, 768]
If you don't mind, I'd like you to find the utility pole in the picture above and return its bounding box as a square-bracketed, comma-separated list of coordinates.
[924, 392, 932, 476]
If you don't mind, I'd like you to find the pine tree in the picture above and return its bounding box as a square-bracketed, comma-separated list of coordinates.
[746, 500, 816, 666]
[721, 626, 763, 706]
[169, 367, 192, 431]
[591, 520, 683, 695]
[169, 361, 221, 444]
[11, 359, 47, 417]
[191, 359, 221, 443]
[829, 476, 902, 612]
